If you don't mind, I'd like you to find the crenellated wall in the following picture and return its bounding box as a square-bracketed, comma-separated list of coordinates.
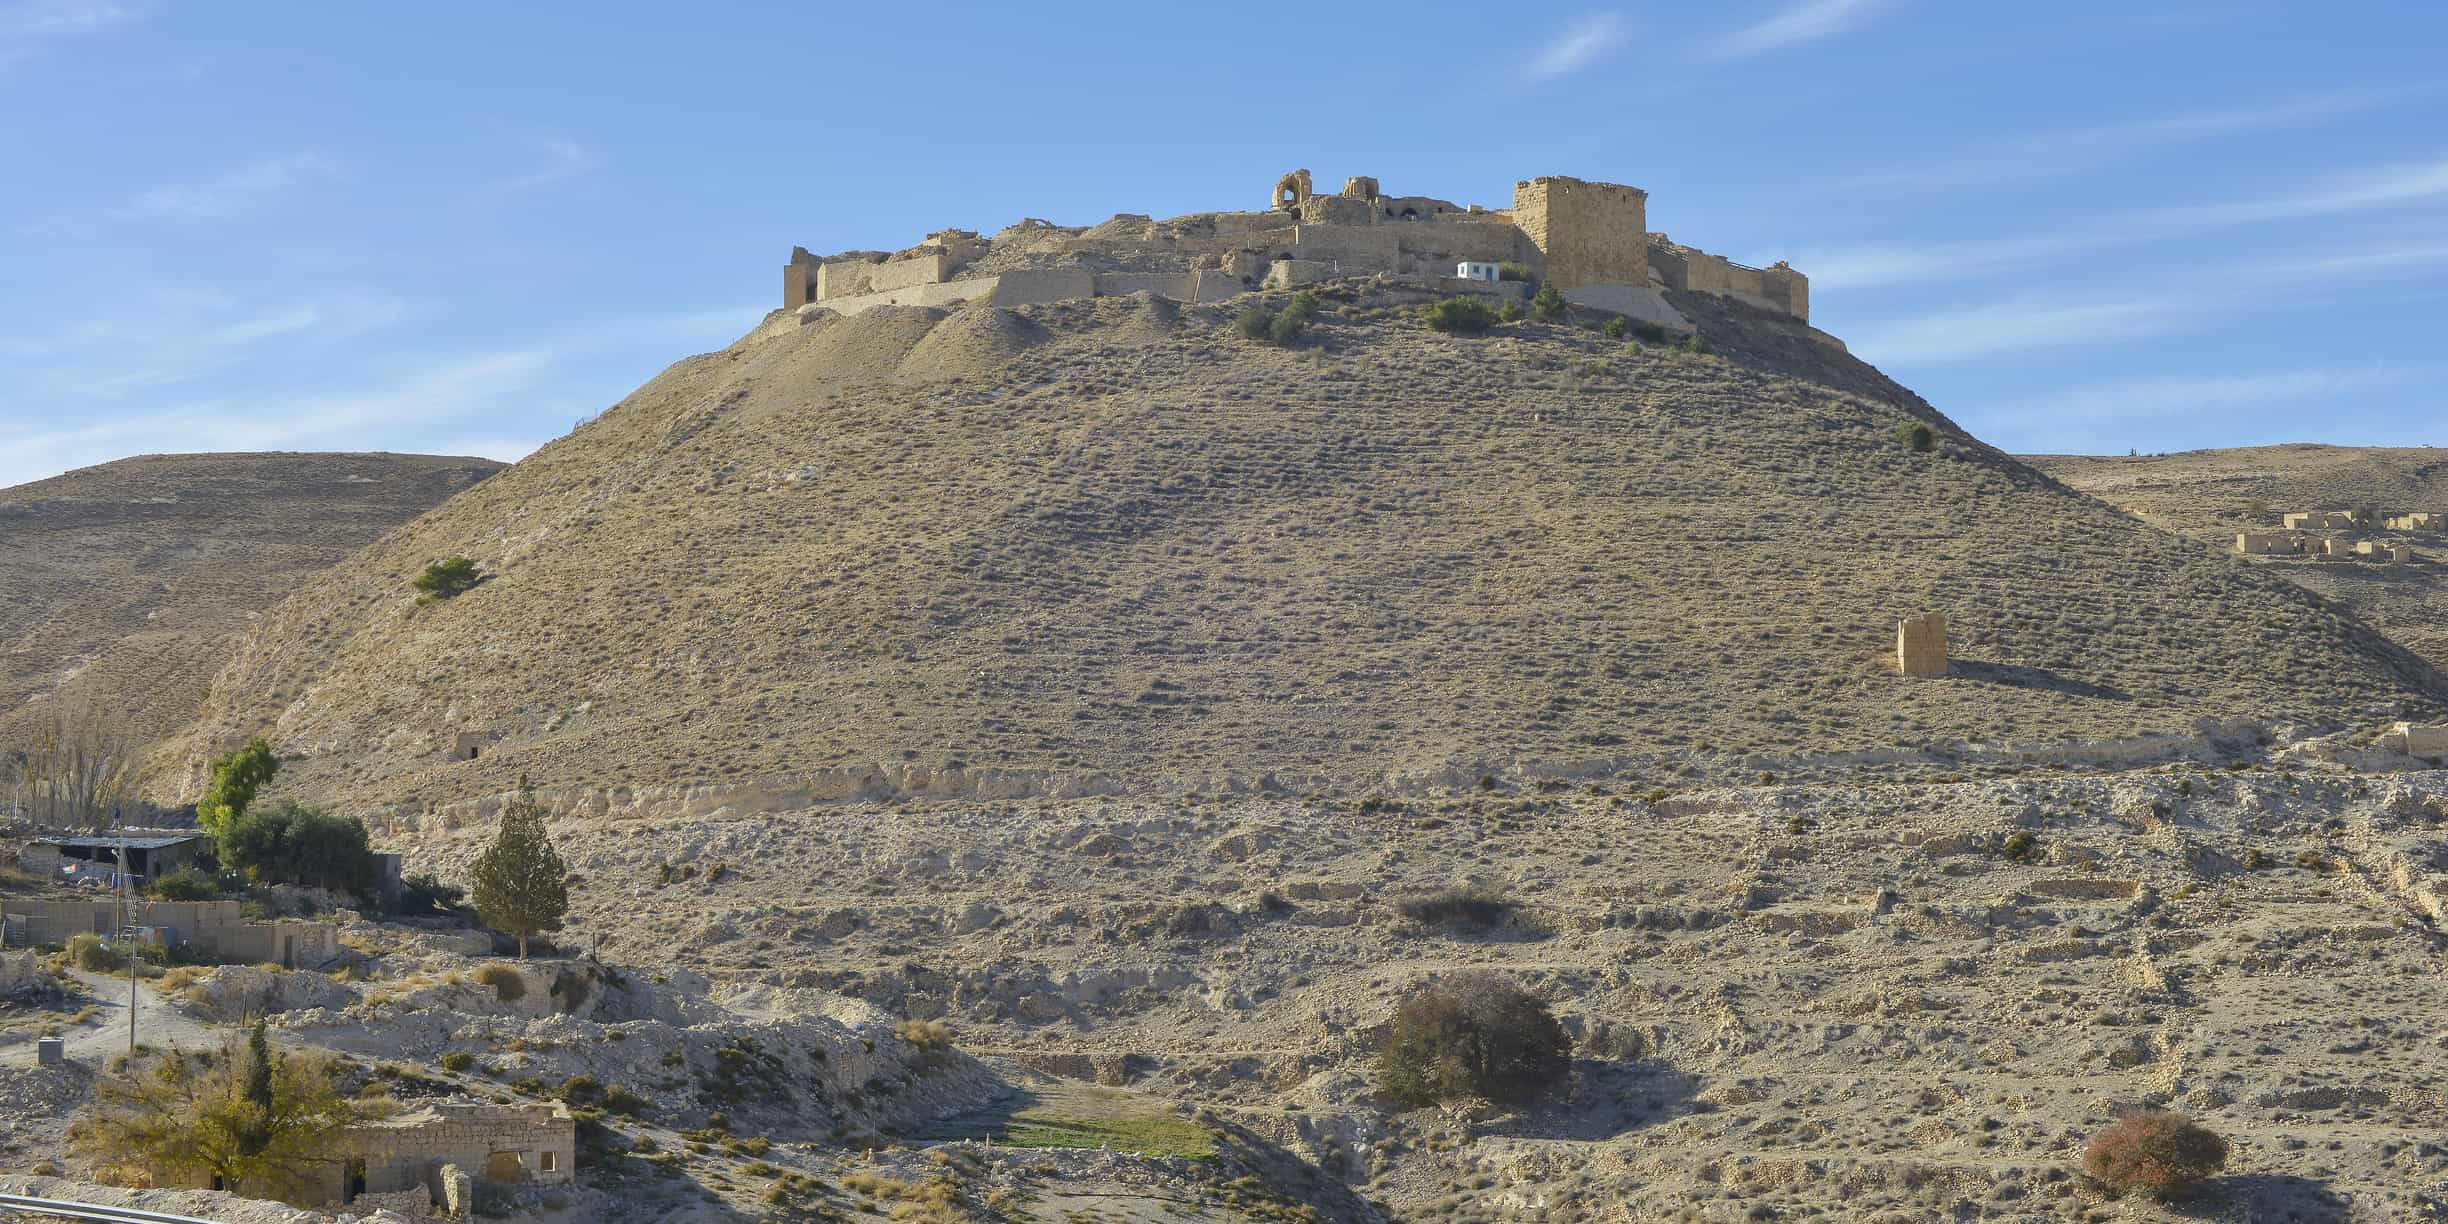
[784, 170, 1810, 322]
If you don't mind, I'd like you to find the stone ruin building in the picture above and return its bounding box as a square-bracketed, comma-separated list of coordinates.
[320, 1102, 577, 1217]
[780, 170, 1811, 337]
[2236, 507, 2434, 565]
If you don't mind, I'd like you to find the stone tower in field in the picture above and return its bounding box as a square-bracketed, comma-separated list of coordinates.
[1511, 176, 1650, 291]
[1897, 612, 1948, 678]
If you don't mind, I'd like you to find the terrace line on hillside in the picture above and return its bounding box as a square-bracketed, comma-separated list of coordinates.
[781, 171, 1807, 330]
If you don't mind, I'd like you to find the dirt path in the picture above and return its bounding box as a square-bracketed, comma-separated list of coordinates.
[1, 970, 222, 1069]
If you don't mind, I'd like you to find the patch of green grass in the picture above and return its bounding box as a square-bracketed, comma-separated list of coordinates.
[999, 1111, 1215, 1159]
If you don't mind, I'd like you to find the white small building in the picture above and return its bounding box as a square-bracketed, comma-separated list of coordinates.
[1456, 261, 1501, 283]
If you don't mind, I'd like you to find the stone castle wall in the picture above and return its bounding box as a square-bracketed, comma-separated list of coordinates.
[1512, 176, 1650, 291]
[784, 170, 1807, 323]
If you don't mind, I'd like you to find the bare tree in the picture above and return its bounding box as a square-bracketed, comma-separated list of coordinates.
[6, 696, 141, 831]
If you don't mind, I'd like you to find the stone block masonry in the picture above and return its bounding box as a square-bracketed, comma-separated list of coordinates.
[784, 168, 1815, 324]
[1512, 176, 1650, 292]
[1898, 612, 1948, 677]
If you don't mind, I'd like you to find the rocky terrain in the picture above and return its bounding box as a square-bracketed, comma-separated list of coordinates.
[0, 452, 501, 766]
[9, 282, 2448, 1223]
[2032, 445, 2448, 673]
[157, 287, 2443, 814]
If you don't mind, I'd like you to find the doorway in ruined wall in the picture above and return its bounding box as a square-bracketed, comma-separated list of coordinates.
[281, 934, 295, 970]
[345, 1157, 367, 1202]
[484, 1150, 527, 1182]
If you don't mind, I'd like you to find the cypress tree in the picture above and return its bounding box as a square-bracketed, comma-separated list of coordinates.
[199, 737, 279, 850]
[468, 777, 569, 959]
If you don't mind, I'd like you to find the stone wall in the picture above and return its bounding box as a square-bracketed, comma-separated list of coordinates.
[1512, 176, 1650, 291]
[344, 1102, 576, 1206]
[0, 898, 334, 966]
[1897, 612, 1948, 678]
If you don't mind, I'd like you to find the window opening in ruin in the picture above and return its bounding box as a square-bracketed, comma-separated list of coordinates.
[484, 1150, 526, 1182]
[540, 1151, 558, 1172]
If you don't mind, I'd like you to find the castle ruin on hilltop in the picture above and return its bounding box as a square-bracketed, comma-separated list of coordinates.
[782, 171, 1811, 332]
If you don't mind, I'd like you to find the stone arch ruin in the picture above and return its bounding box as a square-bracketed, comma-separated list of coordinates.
[1272, 169, 1313, 213]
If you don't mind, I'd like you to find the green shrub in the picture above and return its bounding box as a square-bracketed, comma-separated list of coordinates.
[1284, 290, 1321, 323]
[1630, 320, 1670, 344]
[2001, 831, 2040, 863]
[473, 963, 526, 1003]
[146, 866, 218, 902]
[1896, 422, 1936, 453]
[67, 933, 123, 972]
[557, 1074, 601, 1104]
[1396, 886, 1514, 930]
[1496, 262, 1532, 283]
[601, 1082, 649, 1116]
[220, 802, 377, 898]
[1234, 305, 1273, 342]
[2083, 1111, 2227, 1199]
[1602, 316, 1629, 339]
[413, 557, 481, 604]
[1530, 284, 1567, 321]
[1267, 310, 1305, 345]
[1674, 331, 1713, 355]
[1497, 299, 1525, 323]
[439, 1051, 475, 1073]
[1377, 973, 1570, 1108]
[1423, 297, 1499, 335]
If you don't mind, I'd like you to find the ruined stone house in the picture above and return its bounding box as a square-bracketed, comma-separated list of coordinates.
[311, 1102, 577, 1217]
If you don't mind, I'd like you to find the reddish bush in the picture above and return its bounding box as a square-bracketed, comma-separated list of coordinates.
[2082, 1110, 2227, 1199]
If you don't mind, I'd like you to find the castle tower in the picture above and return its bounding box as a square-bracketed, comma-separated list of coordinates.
[1512, 176, 1650, 291]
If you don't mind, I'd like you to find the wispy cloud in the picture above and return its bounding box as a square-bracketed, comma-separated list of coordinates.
[121, 152, 338, 221]
[481, 137, 597, 196]
[1986, 366, 2421, 433]
[0, 304, 763, 488]
[1, 0, 127, 38]
[2, 293, 409, 393]
[1707, 0, 1890, 60]
[0, 348, 555, 486]
[1850, 292, 2189, 364]
[1802, 153, 2448, 291]
[1527, 12, 1627, 79]
[1843, 87, 2420, 193]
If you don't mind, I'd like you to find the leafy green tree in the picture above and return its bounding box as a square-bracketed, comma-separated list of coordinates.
[69, 1021, 372, 1204]
[470, 778, 569, 958]
[221, 802, 376, 898]
[146, 865, 219, 901]
[198, 736, 278, 849]
[1530, 284, 1567, 321]
[413, 557, 481, 604]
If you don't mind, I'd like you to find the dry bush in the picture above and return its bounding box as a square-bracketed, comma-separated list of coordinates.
[472, 963, 525, 1002]
[895, 1017, 954, 1050]
[1377, 972, 1569, 1108]
[2082, 1110, 2228, 1199]
[1396, 885, 1513, 931]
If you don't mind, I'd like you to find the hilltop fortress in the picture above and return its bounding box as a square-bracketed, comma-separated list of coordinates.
[783, 171, 1810, 332]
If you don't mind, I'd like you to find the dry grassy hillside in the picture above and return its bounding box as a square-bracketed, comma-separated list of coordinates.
[163, 288, 2444, 812]
[2030, 445, 2448, 671]
[0, 452, 501, 757]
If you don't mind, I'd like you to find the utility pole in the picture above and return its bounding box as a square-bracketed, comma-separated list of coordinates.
[118, 836, 135, 1062]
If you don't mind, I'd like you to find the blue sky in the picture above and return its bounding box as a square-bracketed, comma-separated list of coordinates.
[4, 0, 2445, 487]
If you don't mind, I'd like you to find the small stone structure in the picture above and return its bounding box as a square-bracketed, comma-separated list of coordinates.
[2236, 532, 2304, 556]
[2388, 722, 2448, 757]
[1897, 612, 1948, 678]
[0, 898, 335, 968]
[782, 168, 1811, 326]
[313, 1102, 576, 1213]
[1457, 260, 1501, 283]
[2355, 540, 2412, 564]
[2284, 510, 2363, 531]
[37, 1036, 63, 1066]
[449, 731, 497, 762]
[2386, 512, 2439, 532]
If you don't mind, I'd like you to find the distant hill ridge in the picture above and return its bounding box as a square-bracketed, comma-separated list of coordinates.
[157, 287, 2445, 814]
[0, 452, 502, 774]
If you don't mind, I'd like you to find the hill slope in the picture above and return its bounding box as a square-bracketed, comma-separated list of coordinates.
[162, 288, 2444, 811]
[0, 452, 502, 759]
[2029, 444, 2448, 671]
